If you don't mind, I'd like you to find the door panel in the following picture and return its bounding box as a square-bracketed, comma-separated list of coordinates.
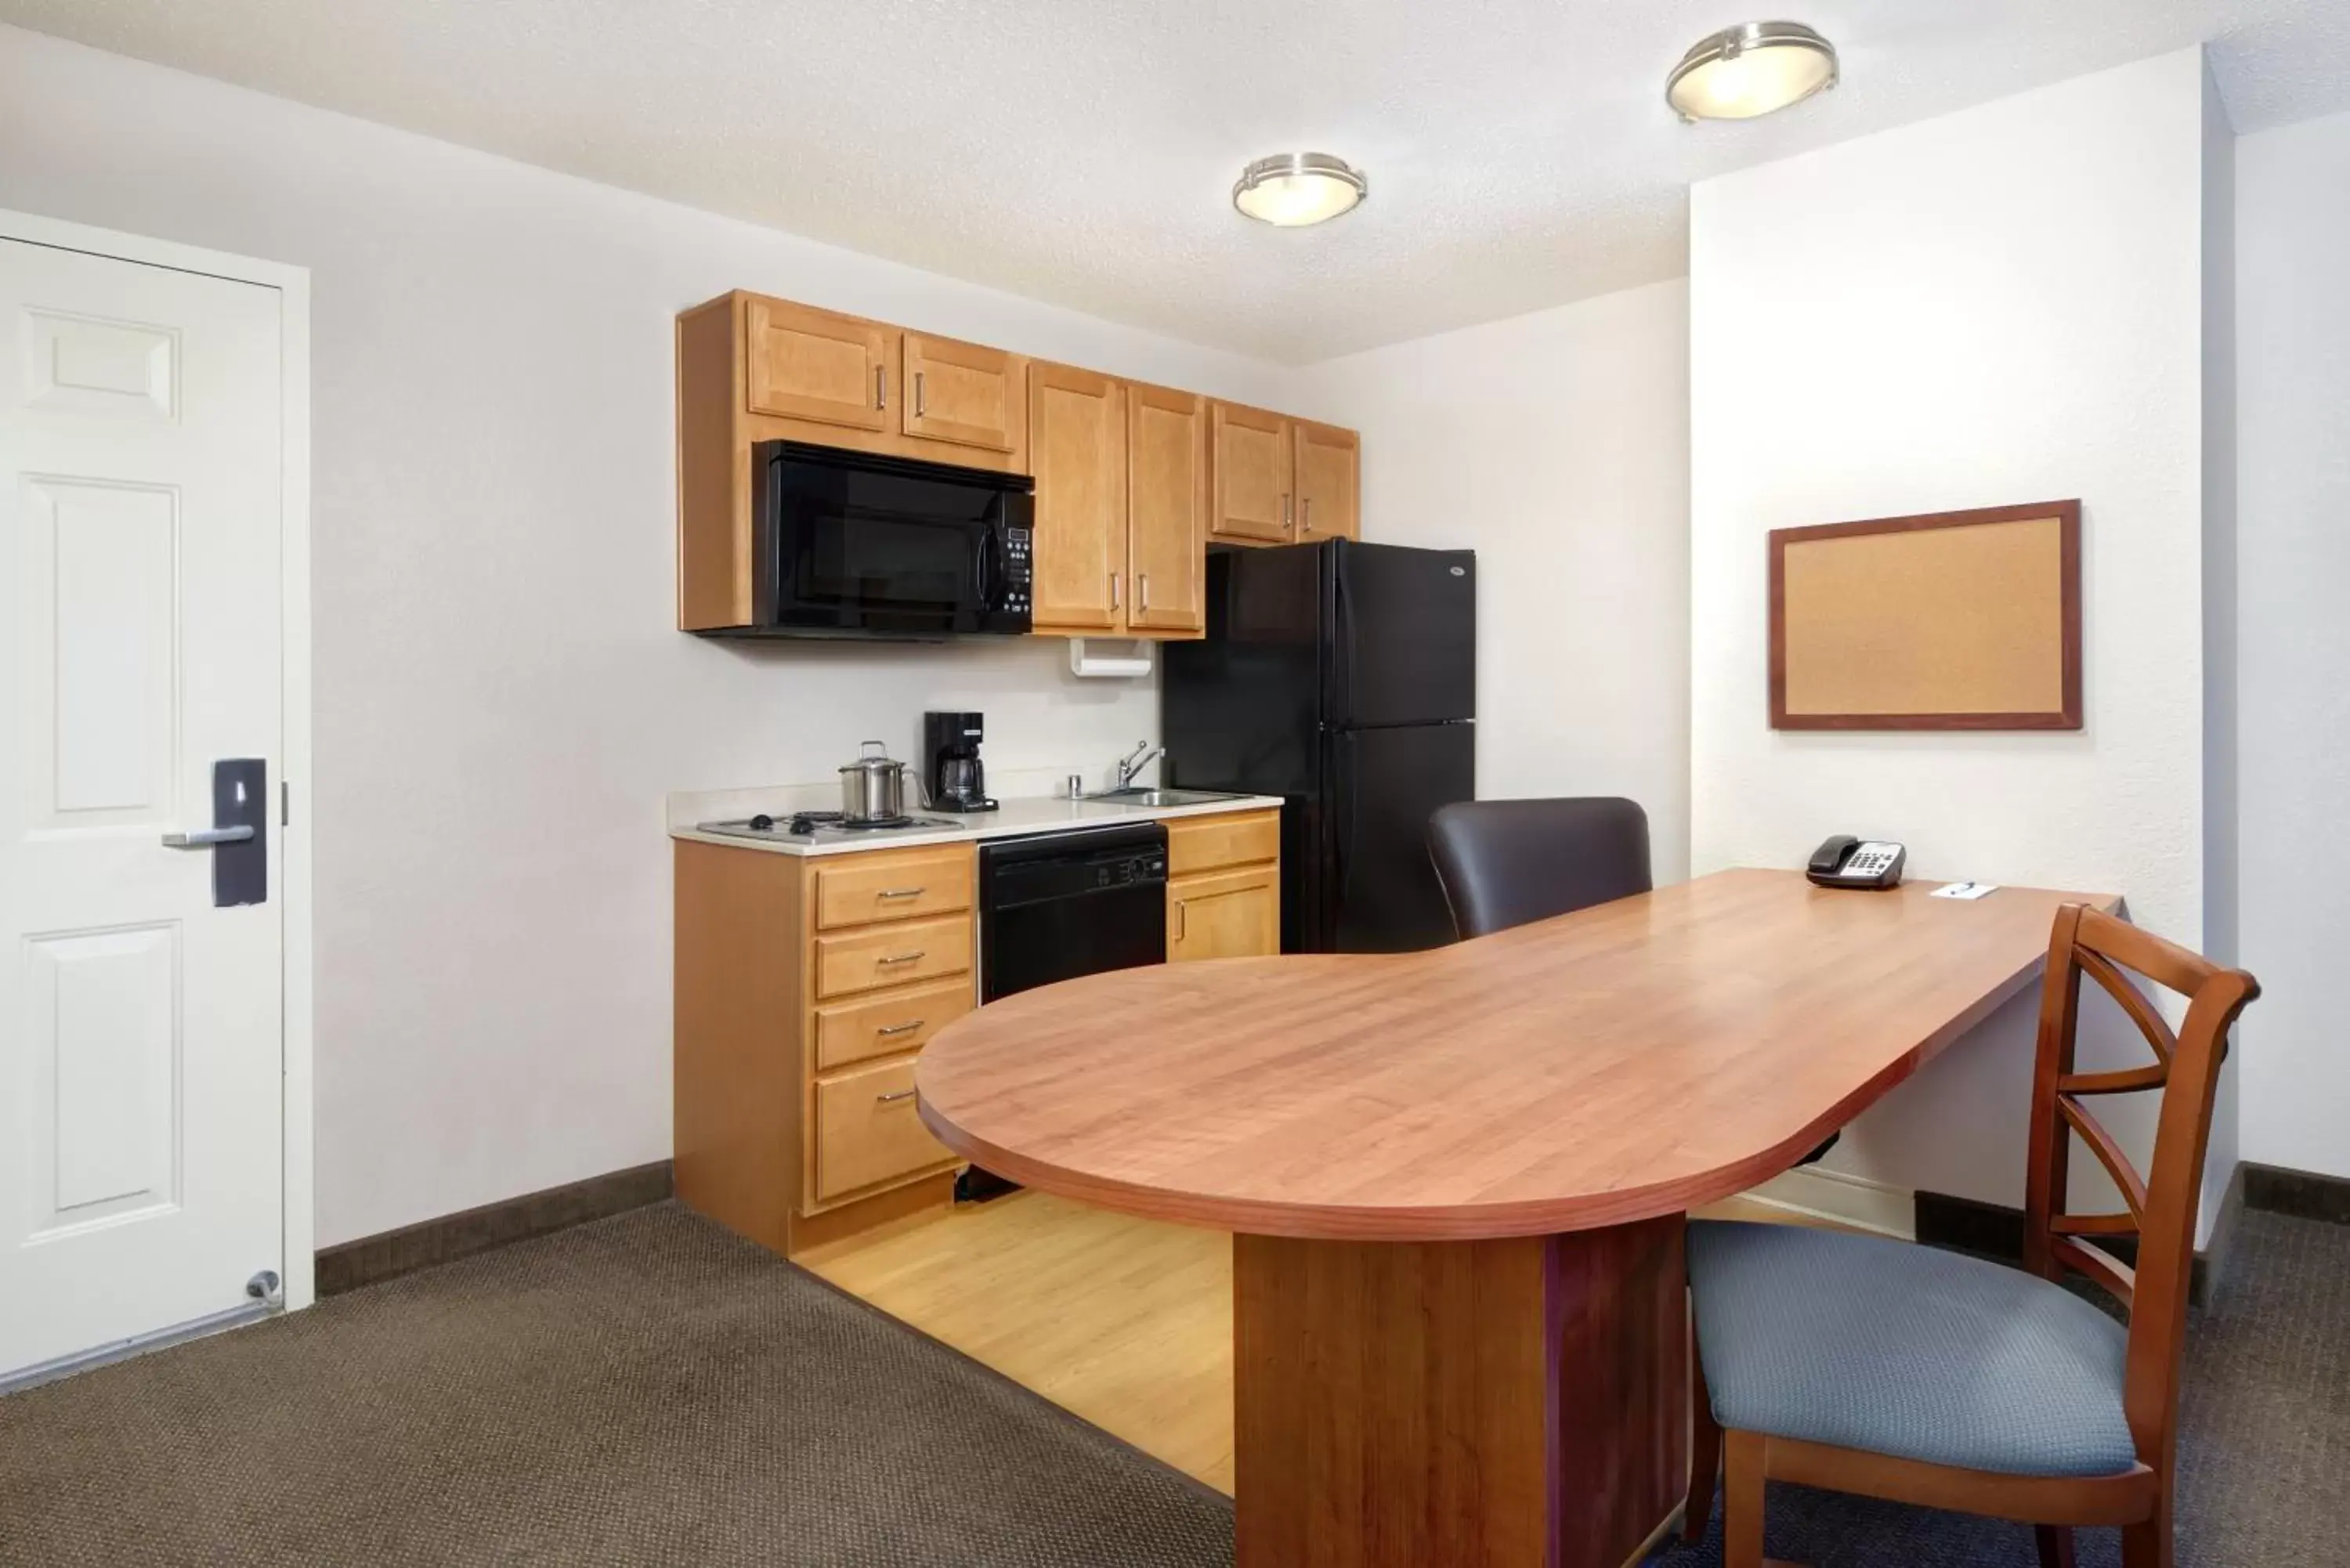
[1027, 362, 1124, 632]
[1168, 865, 1280, 961]
[1329, 542, 1478, 728]
[744, 297, 891, 431]
[1, 237, 285, 1376]
[1293, 421, 1359, 543]
[1329, 724, 1476, 953]
[903, 333, 1018, 452]
[1126, 382, 1206, 634]
[1210, 401, 1291, 544]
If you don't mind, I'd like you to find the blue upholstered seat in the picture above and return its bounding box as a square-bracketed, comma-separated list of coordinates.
[1687, 1219, 2138, 1479]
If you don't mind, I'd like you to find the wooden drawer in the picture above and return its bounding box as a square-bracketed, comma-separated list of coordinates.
[812, 847, 974, 930]
[1166, 809, 1281, 876]
[1169, 864, 1281, 962]
[812, 977, 975, 1072]
[813, 914, 972, 1001]
[814, 1059, 956, 1203]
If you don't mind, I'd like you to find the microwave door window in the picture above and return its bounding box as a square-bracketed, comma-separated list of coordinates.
[787, 508, 979, 631]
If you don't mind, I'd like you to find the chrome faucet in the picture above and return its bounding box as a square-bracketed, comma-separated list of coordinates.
[1115, 740, 1166, 792]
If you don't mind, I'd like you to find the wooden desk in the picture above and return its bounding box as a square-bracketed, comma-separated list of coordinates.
[917, 869, 2117, 1567]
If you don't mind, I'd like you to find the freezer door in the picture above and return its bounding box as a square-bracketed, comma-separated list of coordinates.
[1325, 540, 1477, 729]
[1326, 721, 1477, 952]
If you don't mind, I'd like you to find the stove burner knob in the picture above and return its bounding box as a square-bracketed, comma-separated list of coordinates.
[749, 814, 775, 831]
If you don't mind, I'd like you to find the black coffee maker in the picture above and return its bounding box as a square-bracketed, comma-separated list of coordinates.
[922, 711, 996, 812]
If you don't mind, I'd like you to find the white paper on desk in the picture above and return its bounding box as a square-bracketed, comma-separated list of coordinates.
[1932, 882, 2000, 901]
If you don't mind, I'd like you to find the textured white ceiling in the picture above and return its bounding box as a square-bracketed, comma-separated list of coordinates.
[4, 0, 2344, 361]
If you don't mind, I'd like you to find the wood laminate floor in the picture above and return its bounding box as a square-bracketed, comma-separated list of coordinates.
[797, 1189, 1834, 1495]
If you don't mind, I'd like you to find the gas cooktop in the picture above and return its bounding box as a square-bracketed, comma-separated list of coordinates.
[694, 811, 964, 845]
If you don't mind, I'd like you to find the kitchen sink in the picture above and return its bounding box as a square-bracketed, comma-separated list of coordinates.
[1083, 787, 1249, 807]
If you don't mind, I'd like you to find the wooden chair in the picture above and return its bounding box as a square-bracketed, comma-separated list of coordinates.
[1683, 903, 2258, 1568]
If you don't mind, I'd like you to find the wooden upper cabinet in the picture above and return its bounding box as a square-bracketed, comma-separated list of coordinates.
[903, 332, 1018, 453]
[1210, 401, 1294, 545]
[745, 297, 892, 431]
[1027, 363, 1127, 634]
[1126, 383, 1209, 634]
[1293, 421, 1361, 543]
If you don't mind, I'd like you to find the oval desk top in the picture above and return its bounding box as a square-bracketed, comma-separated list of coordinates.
[916, 869, 2118, 1241]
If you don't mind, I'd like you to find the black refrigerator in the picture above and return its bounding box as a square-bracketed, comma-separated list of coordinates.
[1162, 539, 1474, 953]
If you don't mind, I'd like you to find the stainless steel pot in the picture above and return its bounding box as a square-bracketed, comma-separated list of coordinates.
[839, 740, 909, 823]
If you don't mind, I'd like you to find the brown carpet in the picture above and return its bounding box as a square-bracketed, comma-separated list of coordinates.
[0, 1202, 1233, 1566]
[2, 1203, 2342, 1566]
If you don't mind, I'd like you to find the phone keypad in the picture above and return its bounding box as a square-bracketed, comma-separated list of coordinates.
[1844, 845, 1897, 878]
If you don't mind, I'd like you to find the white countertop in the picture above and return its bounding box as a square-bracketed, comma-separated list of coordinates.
[666, 788, 1284, 858]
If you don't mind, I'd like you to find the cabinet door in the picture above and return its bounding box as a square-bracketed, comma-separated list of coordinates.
[1209, 401, 1292, 544]
[904, 332, 1018, 452]
[1028, 363, 1126, 633]
[1126, 382, 1209, 634]
[744, 296, 892, 431]
[1293, 421, 1361, 543]
[1168, 865, 1281, 961]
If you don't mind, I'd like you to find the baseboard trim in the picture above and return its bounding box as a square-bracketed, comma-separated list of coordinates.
[2242, 1161, 2350, 1227]
[1739, 1166, 1916, 1240]
[315, 1161, 674, 1297]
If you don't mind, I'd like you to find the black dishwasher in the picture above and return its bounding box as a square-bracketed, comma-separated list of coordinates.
[961, 822, 1168, 1201]
[978, 822, 1169, 1002]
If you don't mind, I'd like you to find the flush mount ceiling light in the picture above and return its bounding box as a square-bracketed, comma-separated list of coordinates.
[1666, 20, 1838, 122]
[1232, 153, 1367, 227]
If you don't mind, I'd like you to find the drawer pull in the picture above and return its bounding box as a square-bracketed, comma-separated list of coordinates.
[877, 1088, 918, 1104]
[876, 1019, 925, 1036]
[877, 886, 927, 900]
[877, 950, 927, 966]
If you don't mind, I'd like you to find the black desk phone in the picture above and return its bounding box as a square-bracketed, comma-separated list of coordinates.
[1807, 835, 1907, 890]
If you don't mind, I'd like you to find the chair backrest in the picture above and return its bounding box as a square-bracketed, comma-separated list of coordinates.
[2022, 905, 2258, 1475]
[1425, 797, 1652, 940]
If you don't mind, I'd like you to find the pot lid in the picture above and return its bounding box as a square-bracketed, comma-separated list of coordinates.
[840, 739, 904, 775]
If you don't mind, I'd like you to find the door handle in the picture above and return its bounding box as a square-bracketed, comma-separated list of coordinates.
[1110, 573, 1121, 612]
[1300, 498, 1312, 535]
[877, 1088, 918, 1104]
[1175, 901, 1188, 941]
[876, 366, 887, 409]
[162, 826, 256, 848]
[915, 371, 927, 418]
[1139, 573, 1150, 614]
[172, 759, 269, 907]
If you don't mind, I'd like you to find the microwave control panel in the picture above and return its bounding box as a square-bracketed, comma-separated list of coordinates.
[1002, 525, 1032, 616]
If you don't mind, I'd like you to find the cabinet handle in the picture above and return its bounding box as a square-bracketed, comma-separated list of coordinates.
[914, 370, 927, 418]
[1282, 493, 1292, 530]
[1110, 573, 1121, 611]
[877, 1019, 926, 1037]
[877, 950, 927, 966]
[1175, 901, 1188, 941]
[1300, 498, 1312, 535]
[877, 1088, 917, 1104]
[876, 366, 887, 410]
[877, 887, 926, 900]
[1139, 573, 1150, 613]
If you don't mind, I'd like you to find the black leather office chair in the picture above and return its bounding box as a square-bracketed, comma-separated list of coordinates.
[1426, 797, 1836, 1167]
[1426, 797, 1653, 940]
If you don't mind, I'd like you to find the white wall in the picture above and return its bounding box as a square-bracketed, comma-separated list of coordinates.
[2236, 107, 2350, 1180]
[1690, 51, 2225, 1217]
[0, 23, 1302, 1245]
[1295, 281, 1692, 883]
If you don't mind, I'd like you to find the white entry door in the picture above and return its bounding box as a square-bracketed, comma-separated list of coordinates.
[1, 236, 287, 1377]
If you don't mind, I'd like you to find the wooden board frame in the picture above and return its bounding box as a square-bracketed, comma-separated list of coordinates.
[1769, 499, 2083, 732]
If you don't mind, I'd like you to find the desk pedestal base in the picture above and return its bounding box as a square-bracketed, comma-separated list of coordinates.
[1234, 1216, 1687, 1568]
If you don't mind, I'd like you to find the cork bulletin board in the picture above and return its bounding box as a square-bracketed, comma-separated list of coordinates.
[1769, 500, 2082, 730]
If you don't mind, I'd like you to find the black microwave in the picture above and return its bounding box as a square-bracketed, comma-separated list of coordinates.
[721, 441, 1033, 639]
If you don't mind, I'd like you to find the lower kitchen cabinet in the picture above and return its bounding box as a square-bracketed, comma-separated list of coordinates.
[1164, 809, 1282, 961]
[674, 838, 978, 1256]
